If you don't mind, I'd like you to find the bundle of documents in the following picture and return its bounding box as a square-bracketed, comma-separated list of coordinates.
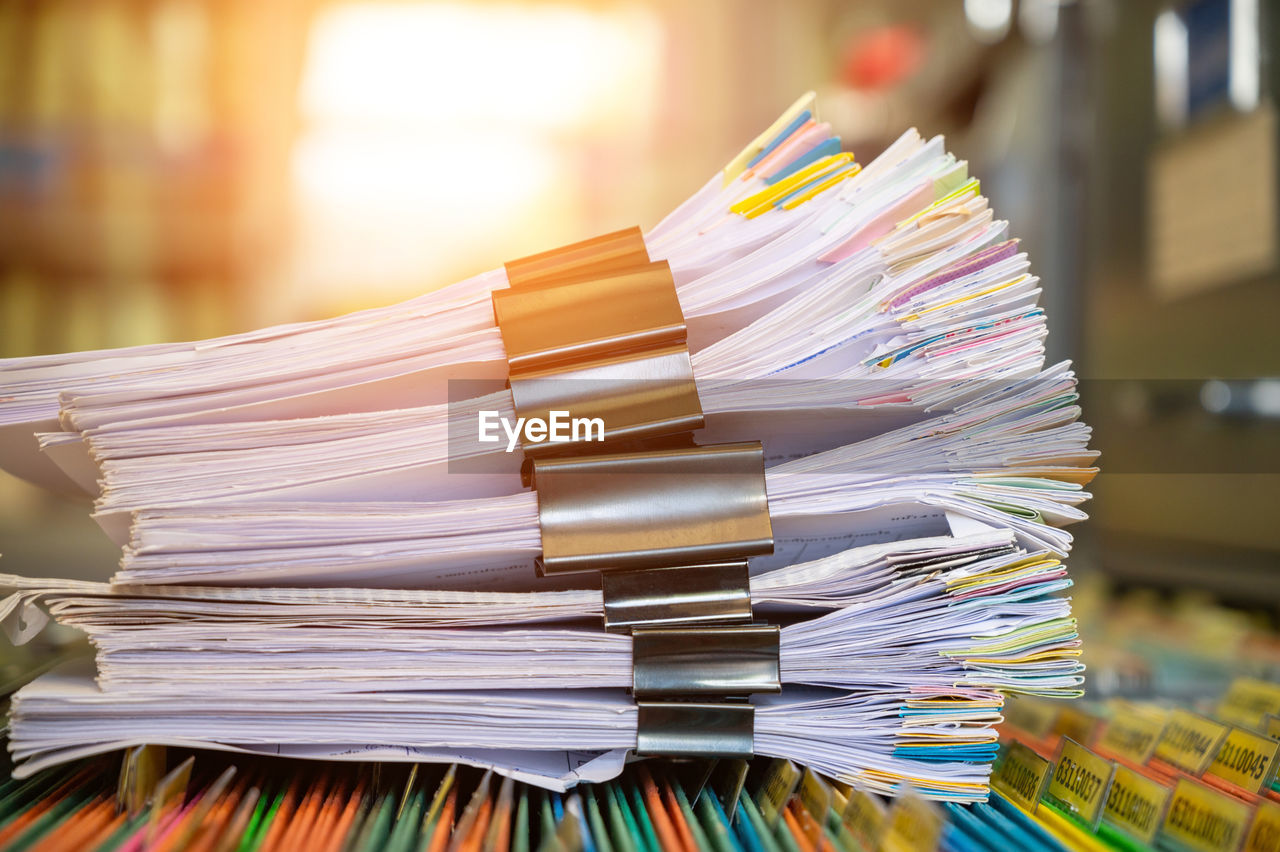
[1, 538, 1081, 696]
[0, 93, 1096, 801]
[0, 747, 1062, 852]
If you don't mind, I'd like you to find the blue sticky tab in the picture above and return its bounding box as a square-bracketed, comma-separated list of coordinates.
[747, 110, 812, 167]
[764, 137, 842, 185]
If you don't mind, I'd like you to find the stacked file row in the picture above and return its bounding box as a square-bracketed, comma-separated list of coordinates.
[0, 745, 1101, 852]
[3, 671, 1279, 852]
[0, 94, 1094, 796]
[981, 676, 1280, 852]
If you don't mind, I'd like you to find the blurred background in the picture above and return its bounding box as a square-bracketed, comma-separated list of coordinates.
[0, 0, 1277, 692]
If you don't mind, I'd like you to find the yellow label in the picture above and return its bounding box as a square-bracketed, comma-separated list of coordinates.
[1266, 715, 1280, 742]
[1218, 679, 1280, 730]
[842, 788, 887, 852]
[1244, 799, 1280, 852]
[1103, 764, 1172, 845]
[1161, 777, 1252, 852]
[1208, 727, 1280, 793]
[1004, 697, 1059, 739]
[756, 758, 802, 827]
[992, 741, 1052, 812]
[798, 767, 832, 824]
[1100, 711, 1166, 764]
[884, 792, 943, 852]
[1055, 706, 1100, 747]
[1046, 738, 1115, 828]
[1156, 710, 1231, 774]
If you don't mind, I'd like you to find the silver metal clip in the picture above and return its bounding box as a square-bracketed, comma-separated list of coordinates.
[602, 561, 752, 633]
[530, 442, 773, 576]
[631, 624, 781, 697]
[635, 701, 755, 759]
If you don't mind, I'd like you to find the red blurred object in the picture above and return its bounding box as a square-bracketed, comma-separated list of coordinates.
[841, 25, 926, 90]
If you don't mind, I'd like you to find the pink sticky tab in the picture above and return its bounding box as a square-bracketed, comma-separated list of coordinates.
[753, 121, 828, 180]
[818, 181, 934, 264]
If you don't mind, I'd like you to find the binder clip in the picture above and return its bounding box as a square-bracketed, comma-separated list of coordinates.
[636, 700, 756, 759]
[528, 442, 772, 577]
[503, 226, 649, 290]
[631, 624, 781, 696]
[601, 561, 753, 632]
[494, 243, 704, 457]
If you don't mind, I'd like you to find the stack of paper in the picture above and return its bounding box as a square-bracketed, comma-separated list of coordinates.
[1, 534, 1082, 696]
[0, 94, 1094, 799]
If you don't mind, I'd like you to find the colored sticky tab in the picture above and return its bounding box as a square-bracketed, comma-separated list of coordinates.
[1218, 679, 1280, 730]
[747, 111, 812, 168]
[754, 759, 802, 828]
[1003, 697, 1060, 740]
[992, 741, 1052, 812]
[1161, 777, 1252, 852]
[764, 138, 843, 186]
[1046, 738, 1115, 830]
[731, 153, 853, 218]
[722, 91, 816, 185]
[1244, 799, 1280, 852]
[1099, 709, 1166, 765]
[842, 789, 887, 852]
[1156, 710, 1231, 775]
[1104, 764, 1172, 845]
[1207, 726, 1280, 793]
[883, 791, 944, 852]
[779, 163, 861, 210]
[932, 160, 970, 198]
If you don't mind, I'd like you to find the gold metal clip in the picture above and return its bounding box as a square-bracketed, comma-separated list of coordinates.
[493, 261, 684, 373]
[504, 226, 649, 290]
[530, 442, 773, 576]
[509, 344, 704, 458]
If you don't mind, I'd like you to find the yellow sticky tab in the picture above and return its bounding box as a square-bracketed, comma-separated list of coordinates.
[993, 741, 1053, 812]
[843, 789, 888, 852]
[731, 153, 853, 218]
[1244, 799, 1280, 852]
[1047, 738, 1116, 829]
[1100, 710, 1166, 765]
[1218, 679, 1280, 730]
[780, 163, 861, 210]
[1004, 696, 1060, 739]
[1161, 777, 1252, 852]
[1104, 764, 1172, 845]
[1156, 710, 1231, 775]
[933, 160, 970, 198]
[723, 91, 816, 186]
[1207, 727, 1280, 794]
